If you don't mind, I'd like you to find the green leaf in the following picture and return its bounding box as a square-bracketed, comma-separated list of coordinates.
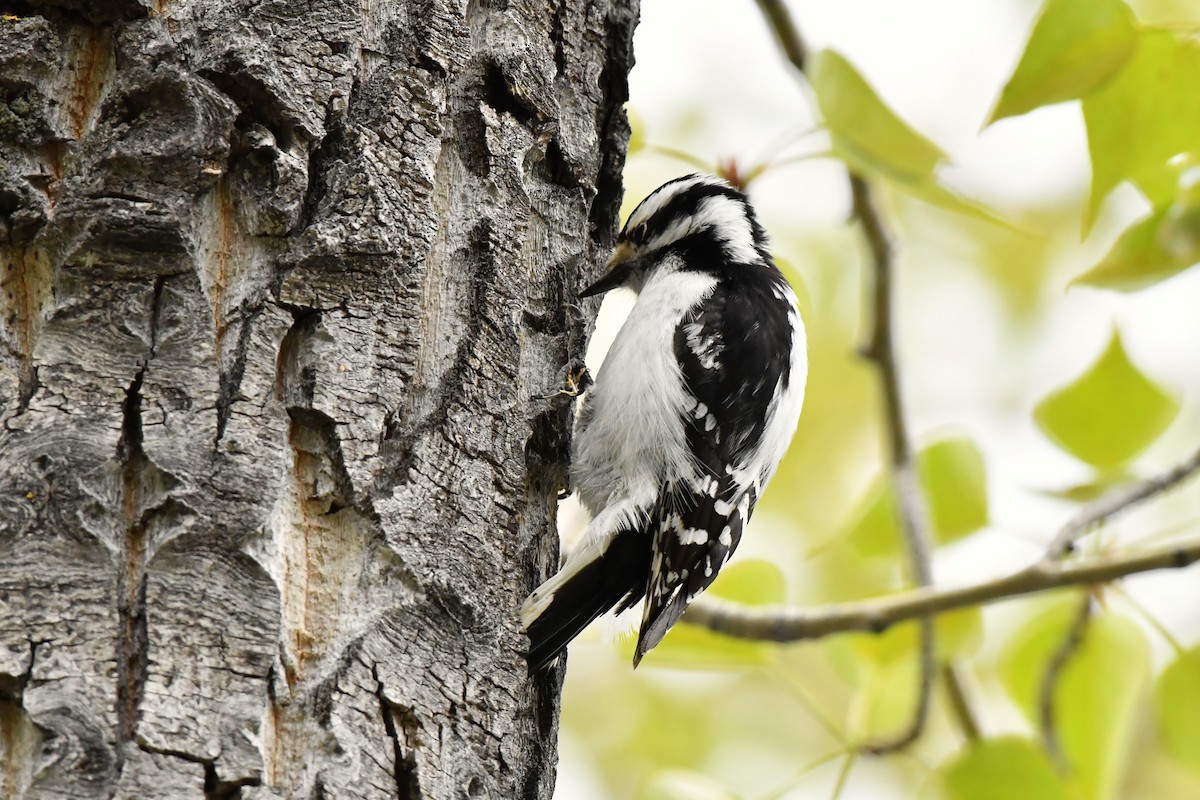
[1155, 648, 1200, 776]
[920, 437, 990, 542]
[1074, 206, 1188, 290]
[853, 652, 918, 741]
[837, 610, 984, 674]
[999, 596, 1081, 722]
[811, 49, 946, 182]
[846, 435, 989, 558]
[1075, 171, 1200, 291]
[1083, 32, 1200, 226]
[1036, 470, 1135, 502]
[990, 0, 1136, 124]
[632, 561, 783, 670]
[1033, 329, 1179, 469]
[810, 49, 1012, 227]
[940, 738, 1066, 800]
[899, 177, 1021, 230]
[1057, 614, 1151, 800]
[638, 769, 740, 800]
[843, 480, 901, 559]
[1001, 608, 1151, 800]
[835, 610, 983, 740]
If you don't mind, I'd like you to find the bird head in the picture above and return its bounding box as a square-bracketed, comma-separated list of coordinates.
[580, 174, 769, 298]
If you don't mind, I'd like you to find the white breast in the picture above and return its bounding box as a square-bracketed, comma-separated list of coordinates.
[571, 259, 718, 517]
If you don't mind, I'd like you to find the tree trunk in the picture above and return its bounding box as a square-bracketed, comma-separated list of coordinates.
[0, 0, 636, 796]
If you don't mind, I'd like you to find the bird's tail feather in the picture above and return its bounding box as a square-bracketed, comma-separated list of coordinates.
[523, 527, 649, 671]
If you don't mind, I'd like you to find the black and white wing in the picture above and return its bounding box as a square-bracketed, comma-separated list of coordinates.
[634, 270, 797, 663]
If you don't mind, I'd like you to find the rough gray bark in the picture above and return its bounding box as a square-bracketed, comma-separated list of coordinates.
[0, 0, 636, 797]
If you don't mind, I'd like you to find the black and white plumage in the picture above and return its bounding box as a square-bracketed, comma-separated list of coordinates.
[522, 174, 807, 669]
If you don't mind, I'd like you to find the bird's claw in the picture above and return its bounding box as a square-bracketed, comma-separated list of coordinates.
[535, 362, 592, 401]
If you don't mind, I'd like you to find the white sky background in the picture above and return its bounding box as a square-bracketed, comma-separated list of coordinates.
[554, 1, 1200, 797]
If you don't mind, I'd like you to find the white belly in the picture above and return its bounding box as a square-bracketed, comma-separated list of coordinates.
[571, 265, 718, 516]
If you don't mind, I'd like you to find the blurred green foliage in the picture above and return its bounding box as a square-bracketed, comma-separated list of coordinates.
[561, 0, 1200, 797]
[845, 435, 990, 559]
[990, 0, 1136, 124]
[811, 50, 1008, 225]
[1082, 32, 1200, 226]
[1034, 329, 1179, 470]
[637, 770, 741, 800]
[1078, 161, 1200, 289]
[1155, 647, 1200, 775]
[939, 737, 1065, 800]
[1000, 600, 1152, 799]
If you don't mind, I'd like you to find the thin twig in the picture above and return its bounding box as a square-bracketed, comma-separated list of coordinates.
[683, 535, 1200, 640]
[941, 663, 981, 742]
[829, 752, 857, 800]
[850, 178, 937, 749]
[768, 661, 849, 745]
[850, 173, 936, 754]
[761, 749, 849, 800]
[1039, 592, 1092, 768]
[1044, 445, 1200, 560]
[753, 0, 807, 71]
[1113, 583, 1186, 657]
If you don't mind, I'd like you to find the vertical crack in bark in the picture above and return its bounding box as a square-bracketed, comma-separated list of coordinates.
[209, 180, 235, 442]
[148, 277, 165, 350]
[587, 6, 636, 247]
[371, 664, 421, 800]
[196, 176, 264, 444]
[217, 304, 260, 445]
[113, 279, 165, 763]
[0, 700, 38, 800]
[115, 365, 149, 760]
[0, 641, 41, 800]
[0, 244, 51, 414]
[62, 24, 115, 141]
[298, 98, 351, 233]
[550, 0, 568, 77]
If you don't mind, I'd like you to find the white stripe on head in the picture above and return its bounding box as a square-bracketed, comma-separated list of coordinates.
[624, 174, 728, 234]
[644, 193, 759, 263]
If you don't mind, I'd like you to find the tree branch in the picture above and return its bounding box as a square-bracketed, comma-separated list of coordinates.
[684, 535, 1200, 640]
[942, 663, 982, 743]
[752, 0, 807, 72]
[1039, 592, 1092, 767]
[1044, 445, 1200, 560]
[750, 1, 938, 754]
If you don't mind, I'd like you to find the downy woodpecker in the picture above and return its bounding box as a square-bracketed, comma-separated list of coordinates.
[523, 174, 807, 668]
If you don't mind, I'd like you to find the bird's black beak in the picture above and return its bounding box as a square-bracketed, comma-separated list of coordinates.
[580, 243, 635, 298]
